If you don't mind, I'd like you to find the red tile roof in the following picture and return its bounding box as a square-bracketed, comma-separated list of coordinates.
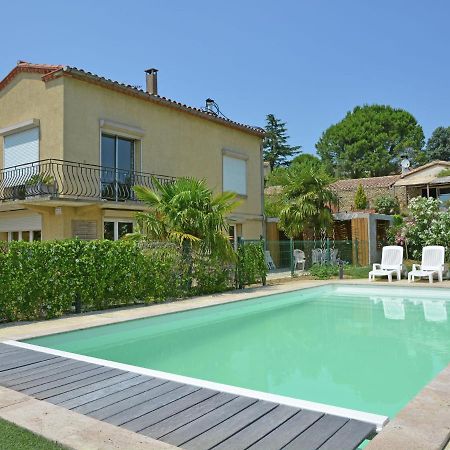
[0, 61, 264, 137]
[330, 175, 400, 191]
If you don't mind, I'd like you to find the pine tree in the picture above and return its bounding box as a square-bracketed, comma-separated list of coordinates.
[354, 184, 368, 210]
[263, 114, 301, 170]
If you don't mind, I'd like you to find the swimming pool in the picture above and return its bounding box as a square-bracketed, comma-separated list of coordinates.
[24, 284, 450, 419]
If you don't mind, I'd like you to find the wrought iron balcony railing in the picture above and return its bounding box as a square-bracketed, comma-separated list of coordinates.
[0, 159, 175, 202]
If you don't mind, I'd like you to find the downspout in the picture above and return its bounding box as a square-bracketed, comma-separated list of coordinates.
[260, 142, 266, 242]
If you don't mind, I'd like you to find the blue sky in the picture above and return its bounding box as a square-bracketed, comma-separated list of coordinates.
[1, 0, 449, 154]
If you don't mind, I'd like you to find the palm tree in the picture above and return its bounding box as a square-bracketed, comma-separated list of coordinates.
[133, 177, 239, 261]
[278, 162, 337, 238]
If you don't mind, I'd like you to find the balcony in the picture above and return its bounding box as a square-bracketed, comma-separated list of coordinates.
[0, 159, 175, 203]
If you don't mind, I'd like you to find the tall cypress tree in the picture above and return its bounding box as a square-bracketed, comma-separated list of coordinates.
[263, 114, 301, 170]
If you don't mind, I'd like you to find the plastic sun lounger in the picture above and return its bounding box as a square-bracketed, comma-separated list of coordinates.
[368, 246, 403, 282]
[408, 246, 445, 284]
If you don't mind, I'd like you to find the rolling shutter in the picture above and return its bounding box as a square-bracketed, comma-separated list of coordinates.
[223, 155, 247, 195]
[4, 127, 39, 169]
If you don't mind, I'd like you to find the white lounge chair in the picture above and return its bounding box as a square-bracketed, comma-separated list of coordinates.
[368, 246, 403, 282]
[408, 246, 445, 284]
[293, 249, 306, 271]
[265, 250, 276, 270]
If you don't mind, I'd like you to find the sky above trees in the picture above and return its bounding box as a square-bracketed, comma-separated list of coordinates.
[1, 0, 449, 154]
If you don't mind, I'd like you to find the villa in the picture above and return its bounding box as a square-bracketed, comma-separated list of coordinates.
[0, 61, 265, 243]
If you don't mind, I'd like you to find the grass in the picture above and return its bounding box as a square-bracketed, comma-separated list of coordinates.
[344, 265, 371, 278]
[0, 418, 65, 450]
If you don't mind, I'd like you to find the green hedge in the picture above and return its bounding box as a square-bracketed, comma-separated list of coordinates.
[0, 239, 266, 322]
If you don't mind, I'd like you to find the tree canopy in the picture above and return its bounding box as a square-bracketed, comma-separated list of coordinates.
[266, 154, 324, 187]
[134, 177, 238, 260]
[263, 114, 301, 170]
[265, 159, 336, 238]
[316, 105, 425, 178]
[424, 126, 450, 162]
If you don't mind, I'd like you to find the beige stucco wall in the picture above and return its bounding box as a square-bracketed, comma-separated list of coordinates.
[0, 73, 64, 166]
[62, 77, 263, 238]
[395, 164, 450, 186]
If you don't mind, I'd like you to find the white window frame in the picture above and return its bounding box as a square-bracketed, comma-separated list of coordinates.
[103, 219, 135, 240]
[7, 230, 40, 242]
[222, 149, 248, 196]
[229, 224, 238, 251]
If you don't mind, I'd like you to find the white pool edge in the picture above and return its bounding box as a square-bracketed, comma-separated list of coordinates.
[5, 340, 388, 432]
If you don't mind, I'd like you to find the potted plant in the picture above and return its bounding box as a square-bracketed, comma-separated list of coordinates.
[25, 174, 56, 197]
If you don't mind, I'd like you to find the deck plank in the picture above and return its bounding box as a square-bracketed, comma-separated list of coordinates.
[73, 378, 168, 415]
[20, 366, 114, 395]
[0, 345, 29, 355]
[162, 396, 258, 447]
[317, 419, 375, 450]
[88, 380, 182, 421]
[105, 384, 200, 426]
[247, 410, 324, 450]
[123, 388, 218, 432]
[182, 400, 278, 450]
[213, 404, 299, 450]
[0, 357, 67, 381]
[282, 414, 348, 450]
[3, 360, 90, 387]
[141, 392, 237, 439]
[10, 363, 104, 391]
[34, 369, 124, 400]
[0, 353, 58, 371]
[57, 375, 151, 409]
[46, 372, 141, 405]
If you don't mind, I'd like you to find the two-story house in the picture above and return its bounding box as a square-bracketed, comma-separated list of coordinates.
[0, 61, 265, 243]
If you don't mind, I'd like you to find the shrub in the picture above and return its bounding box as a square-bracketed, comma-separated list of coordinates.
[0, 239, 266, 322]
[236, 241, 267, 287]
[374, 195, 400, 215]
[309, 263, 339, 279]
[354, 184, 368, 210]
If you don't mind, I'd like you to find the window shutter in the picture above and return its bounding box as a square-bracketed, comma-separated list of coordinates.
[223, 155, 247, 195]
[72, 220, 97, 240]
[4, 127, 39, 169]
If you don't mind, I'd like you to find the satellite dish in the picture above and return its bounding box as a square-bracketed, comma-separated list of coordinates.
[401, 159, 410, 169]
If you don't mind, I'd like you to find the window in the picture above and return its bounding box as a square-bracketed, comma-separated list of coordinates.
[103, 220, 134, 240]
[439, 187, 450, 205]
[3, 127, 39, 169]
[229, 224, 237, 250]
[223, 153, 247, 196]
[421, 187, 437, 199]
[7, 230, 41, 242]
[101, 134, 135, 201]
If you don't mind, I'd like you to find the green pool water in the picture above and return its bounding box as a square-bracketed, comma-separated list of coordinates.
[25, 284, 450, 418]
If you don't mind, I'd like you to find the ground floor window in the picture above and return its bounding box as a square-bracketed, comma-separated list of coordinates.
[103, 220, 134, 240]
[228, 224, 238, 250]
[7, 230, 41, 242]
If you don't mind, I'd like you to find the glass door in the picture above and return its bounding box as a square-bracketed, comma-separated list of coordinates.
[101, 134, 135, 201]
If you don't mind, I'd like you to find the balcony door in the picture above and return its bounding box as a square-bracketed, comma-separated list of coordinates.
[101, 134, 135, 201]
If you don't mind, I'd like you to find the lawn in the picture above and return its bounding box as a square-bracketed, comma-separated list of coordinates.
[0, 418, 65, 450]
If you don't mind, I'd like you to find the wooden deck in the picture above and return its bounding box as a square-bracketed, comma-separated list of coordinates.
[0, 343, 376, 450]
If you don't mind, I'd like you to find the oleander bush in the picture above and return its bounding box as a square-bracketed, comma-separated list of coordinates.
[0, 239, 266, 322]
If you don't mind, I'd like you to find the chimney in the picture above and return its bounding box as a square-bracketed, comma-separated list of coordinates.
[145, 68, 158, 95]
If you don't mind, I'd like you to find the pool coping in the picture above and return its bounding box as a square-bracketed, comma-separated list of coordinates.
[1, 278, 450, 449]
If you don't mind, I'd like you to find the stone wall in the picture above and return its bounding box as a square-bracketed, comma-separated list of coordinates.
[335, 186, 391, 212]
